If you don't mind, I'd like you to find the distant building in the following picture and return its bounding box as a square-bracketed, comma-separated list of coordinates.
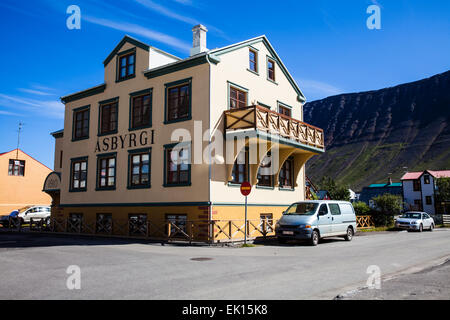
[317, 190, 331, 200]
[349, 189, 357, 202]
[0, 149, 52, 215]
[305, 175, 319, 200]
[359, 178, 402, 208]
[401, 170, 450, 214]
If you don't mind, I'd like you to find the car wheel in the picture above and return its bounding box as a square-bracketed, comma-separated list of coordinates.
[430, 224, 434, 232]
[310, 230, 319, 246]
[419, 224, 423, 232]
[278, 237, 287, 244]
[344, 227, 353, 241]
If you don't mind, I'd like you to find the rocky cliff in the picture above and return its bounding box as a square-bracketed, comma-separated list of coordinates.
[304, 70, 450, 191]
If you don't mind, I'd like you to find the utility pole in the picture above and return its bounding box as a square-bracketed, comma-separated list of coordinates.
[16, 122, 23, 159]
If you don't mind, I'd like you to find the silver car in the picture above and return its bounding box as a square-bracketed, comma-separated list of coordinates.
[395, 211, 435, 232]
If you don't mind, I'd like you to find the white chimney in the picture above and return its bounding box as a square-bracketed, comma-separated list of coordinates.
[190, 24, 208, 56]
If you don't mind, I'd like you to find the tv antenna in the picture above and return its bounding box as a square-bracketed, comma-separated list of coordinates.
[16, 122, 24, 159]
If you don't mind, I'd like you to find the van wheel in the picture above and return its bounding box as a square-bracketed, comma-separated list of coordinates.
[310, 230, 319, 246]
[345, 227, 354, 241]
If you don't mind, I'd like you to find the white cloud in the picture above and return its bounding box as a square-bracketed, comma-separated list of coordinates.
[296, 79, 343, 101]
[134, 0, 227, 39]
[18, 88, 54, 96]
[135, 0, 198, 25]
[0, 93, 64, 119]
[173, 0, 193, 5]
[0, 109, 22, 117]
[84, 15, 191, 52]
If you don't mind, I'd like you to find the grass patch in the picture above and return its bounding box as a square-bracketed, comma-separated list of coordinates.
[358, 226, 397, 232]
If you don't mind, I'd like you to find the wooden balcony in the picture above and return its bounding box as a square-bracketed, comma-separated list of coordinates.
[224, 105, 325, 151]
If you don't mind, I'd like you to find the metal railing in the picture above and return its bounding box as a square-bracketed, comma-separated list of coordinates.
[1, 216, 373, 242]
[224, 105, 325, 150]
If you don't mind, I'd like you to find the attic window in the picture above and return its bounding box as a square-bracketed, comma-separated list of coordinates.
[118, 52, 135, 81]
[8, 159, 25, 176]
[267, 58, 275, 81]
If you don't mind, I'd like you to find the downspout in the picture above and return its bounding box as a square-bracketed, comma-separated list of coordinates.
[206, 53, 213, 243]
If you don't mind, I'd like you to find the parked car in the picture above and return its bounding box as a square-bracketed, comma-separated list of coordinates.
[0, 210, 20, 227]
[395, 211, 434, 232]
[275, 200, 357, 246]
[18, 206, 51, 223]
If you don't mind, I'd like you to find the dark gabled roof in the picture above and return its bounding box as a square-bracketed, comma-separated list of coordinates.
[50, 129, 64, 138]
[103, 35, 150, 66]
[60, 83, 106, 104]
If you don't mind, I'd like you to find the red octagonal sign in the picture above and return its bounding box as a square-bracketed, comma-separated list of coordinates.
[240, 181, 252, 196]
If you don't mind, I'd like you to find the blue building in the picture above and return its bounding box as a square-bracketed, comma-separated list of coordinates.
[359, 179, 403, 207]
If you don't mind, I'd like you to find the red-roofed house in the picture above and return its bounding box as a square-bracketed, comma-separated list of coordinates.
[0, 149, 52, 215]
[401, 170, 450, 214]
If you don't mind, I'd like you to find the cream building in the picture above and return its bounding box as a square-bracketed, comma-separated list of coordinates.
[43, 25, 325, 241]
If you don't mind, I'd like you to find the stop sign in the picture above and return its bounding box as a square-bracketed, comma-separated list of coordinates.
[240, 181, 252, 196]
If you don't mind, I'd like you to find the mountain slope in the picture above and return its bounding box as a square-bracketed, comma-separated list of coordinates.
[304, 70, 450, 191]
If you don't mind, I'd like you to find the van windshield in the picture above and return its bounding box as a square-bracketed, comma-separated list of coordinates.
[284, 203, 318, 216]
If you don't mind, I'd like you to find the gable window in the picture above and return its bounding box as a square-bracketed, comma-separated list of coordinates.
[413, 179, 421, 191]
[257, 153, 273, 187]
[229, 86, 247, 109]
[97, 154, 116, 190]
[279, 156, 294, 189]
[8, 159, 25, 176]
[128, 148, 151, 189]
[249, 49, 258, 73]
[267, 58, 275, 81]
[164, 143, 191, 186]
[230, 148, 248, 185]
[165, 79, 191, 123]
[118, 52, 135, 81]
[278, 105, 291, 117]
[70, 157, 88, 192]
[424, 175, 430, 184]
[99, 100, 118, 135]
[130, 89, 152, 130]
[73, 107, 90, 140]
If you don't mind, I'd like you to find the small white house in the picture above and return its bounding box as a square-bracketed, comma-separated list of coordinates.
[401, 170, 450, 214]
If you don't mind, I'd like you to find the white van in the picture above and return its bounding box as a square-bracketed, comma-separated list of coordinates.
[275, 200, 357, 246]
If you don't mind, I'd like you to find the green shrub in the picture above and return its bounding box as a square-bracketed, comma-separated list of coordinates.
[370, 194, 403, 227]
[352, 201, 370, 216]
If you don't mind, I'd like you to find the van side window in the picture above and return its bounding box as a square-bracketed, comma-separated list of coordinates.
[329, 204, 341, 215]
[319, 204, 328, 215]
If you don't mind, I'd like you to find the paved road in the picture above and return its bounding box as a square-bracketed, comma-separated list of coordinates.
[339, 259, 450, 300]
[0, 230, 449, 299]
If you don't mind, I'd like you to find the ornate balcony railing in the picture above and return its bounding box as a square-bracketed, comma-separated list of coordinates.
[224, 105, 325, 151]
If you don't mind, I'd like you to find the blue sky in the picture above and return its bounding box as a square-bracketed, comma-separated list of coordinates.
[0, 0, 449, 169]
